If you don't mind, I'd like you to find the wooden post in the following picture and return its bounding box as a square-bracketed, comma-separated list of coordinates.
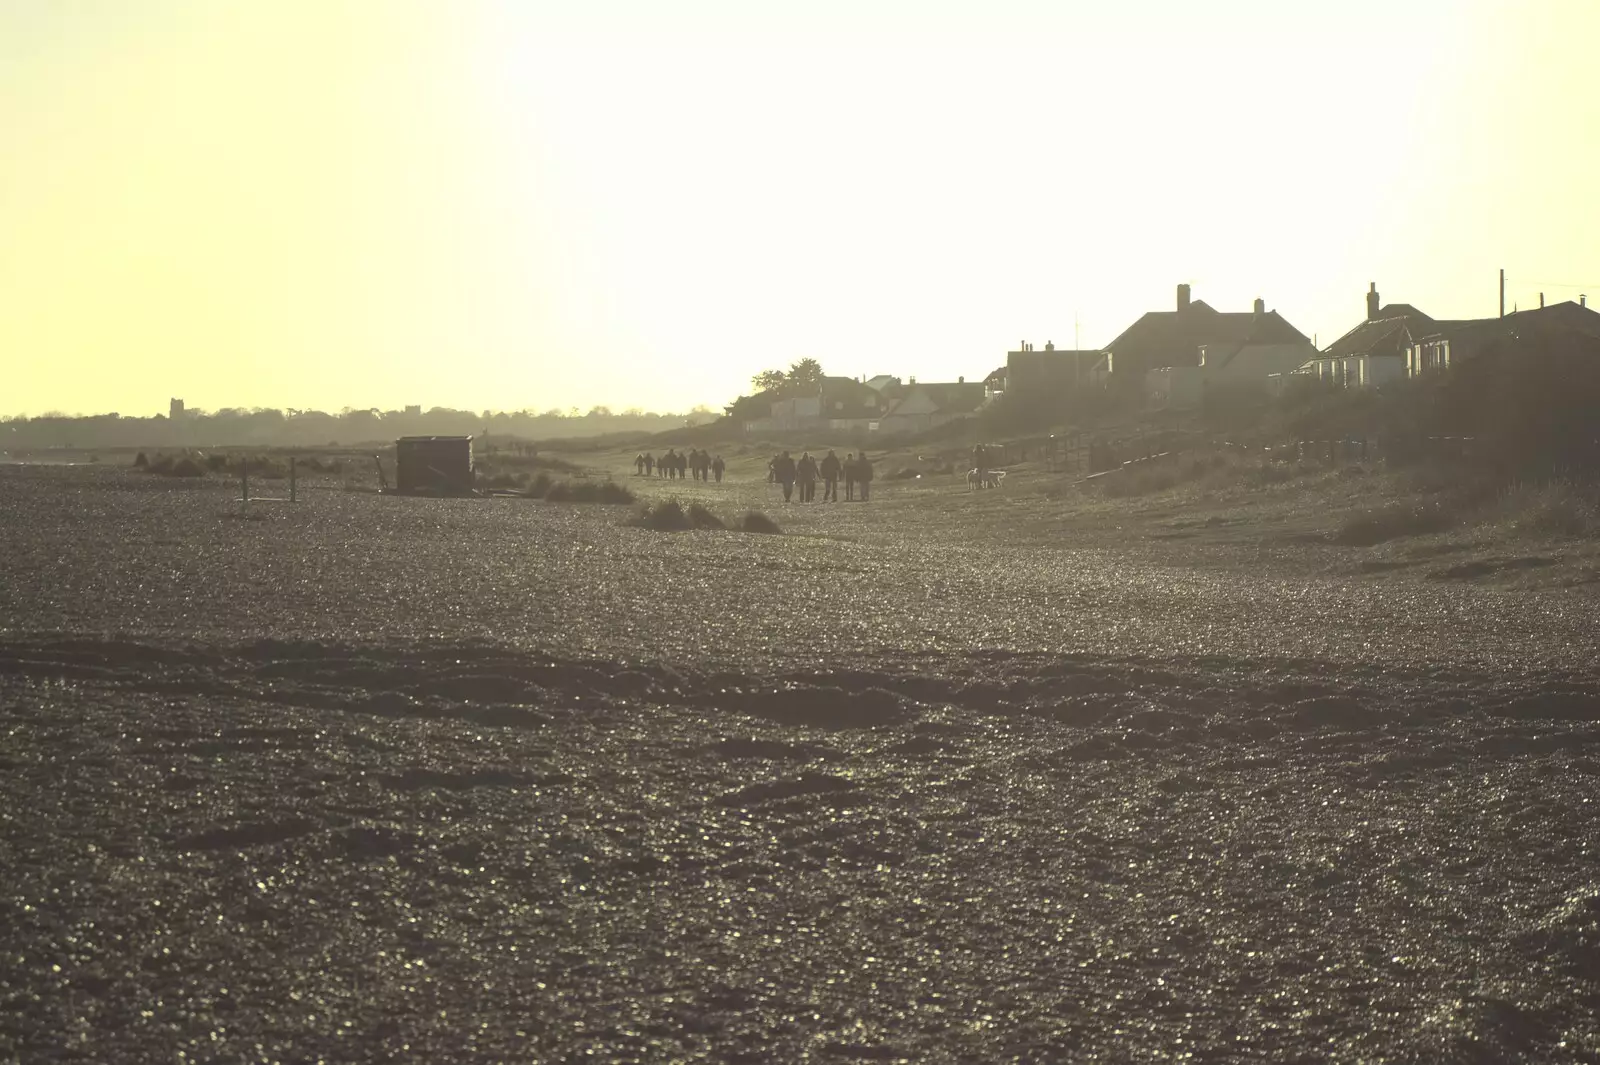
[289, 457, 297, 502]
[241, 458, 249, 502]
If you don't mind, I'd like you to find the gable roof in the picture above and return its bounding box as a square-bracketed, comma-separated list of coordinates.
[1322, 310, 1436, 359]
[880, 381, 987, 420]
[1106, 302, 1309, 372]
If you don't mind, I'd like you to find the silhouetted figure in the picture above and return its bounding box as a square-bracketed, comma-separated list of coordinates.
[635, 453, 646, 476]
[678, 451, 688, 479]
[820, 449, 841, 501]
[972, 443, 988, 490]
[857, 452, 874, 501]
[712, 454, 725, 483]
[797, 451, 819, 502]
[773, 450, 797, 502]
[844, 452, 857, 501]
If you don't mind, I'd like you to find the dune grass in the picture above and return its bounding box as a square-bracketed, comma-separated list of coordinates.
[626, 499, 780, 533]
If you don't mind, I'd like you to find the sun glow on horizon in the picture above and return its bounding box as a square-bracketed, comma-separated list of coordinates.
[4, 0, 1599, 418]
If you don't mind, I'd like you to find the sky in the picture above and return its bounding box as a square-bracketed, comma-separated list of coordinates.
[5, 0, 1600, 418]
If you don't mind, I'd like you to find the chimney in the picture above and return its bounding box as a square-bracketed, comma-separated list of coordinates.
[1583, 295, 1589, 309]
[1253, 298, 1265, 316]
[1366, 282, 1380, 321]
[958, 375, 965, 383]
[1177, 283, 1191, 311]
[1540, 292, 1545, 308]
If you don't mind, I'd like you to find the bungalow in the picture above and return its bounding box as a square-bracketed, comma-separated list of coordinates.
[1407, 299, 1600, 378]
[1298, 283, 1453, 388]
[876, 380, 988, 436]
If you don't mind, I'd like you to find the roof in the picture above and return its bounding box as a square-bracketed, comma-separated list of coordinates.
[396, 435, 472, 444]
[1106, 301, 1310, 372]
[882, 381, 987, 418]
[1413, 300, 1600, 344]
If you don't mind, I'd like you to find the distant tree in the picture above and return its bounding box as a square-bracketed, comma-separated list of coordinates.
[788, 358, 824, 388]
[752, 369, 788, 393]
[751, 359, 826, 395]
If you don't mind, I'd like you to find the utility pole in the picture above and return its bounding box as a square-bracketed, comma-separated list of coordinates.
[1499, 268, 1506, 318]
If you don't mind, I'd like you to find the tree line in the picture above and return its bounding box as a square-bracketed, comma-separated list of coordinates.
[2, 404, 717, 450]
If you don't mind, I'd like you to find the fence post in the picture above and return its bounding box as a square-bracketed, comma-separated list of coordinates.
[241, 458, 249, 503]
[289, 457, 297, 502]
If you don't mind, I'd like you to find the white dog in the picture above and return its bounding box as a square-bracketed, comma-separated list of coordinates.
[966, 468, 1007, 489]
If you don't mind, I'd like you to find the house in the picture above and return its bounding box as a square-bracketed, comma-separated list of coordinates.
[395, 435, 474, 495]
[733, 376, 889, 435]
[1106, 284, 1310, 388]
[983, 365, 1009, 397]
[1149, 337, 1318, 408]
[1299, 283, 1455, 388]
[1407, 299, 1600, 378]
[1005, 342, 1110, 399]
[876, 380, 988, 436]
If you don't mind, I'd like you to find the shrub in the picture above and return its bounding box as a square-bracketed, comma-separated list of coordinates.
[133, 451, 148, 468]
[740, 511, 782, 534]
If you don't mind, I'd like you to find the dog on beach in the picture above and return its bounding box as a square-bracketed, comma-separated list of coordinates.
[966, 468, 1006, 489]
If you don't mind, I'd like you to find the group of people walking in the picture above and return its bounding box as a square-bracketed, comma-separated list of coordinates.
[635, 449, 724, 482]
[767, 449, 873, 503]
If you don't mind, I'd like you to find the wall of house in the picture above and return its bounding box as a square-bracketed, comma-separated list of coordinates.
[1145, 366, 1206, 408]
[1358, 355, 1406, 387]
[1216, 343, 1318, 382]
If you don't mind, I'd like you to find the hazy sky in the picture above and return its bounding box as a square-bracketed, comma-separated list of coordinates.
[5, 0, 1600, 417]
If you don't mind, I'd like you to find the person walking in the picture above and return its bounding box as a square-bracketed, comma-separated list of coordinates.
[797, 451, 819, 503]
[774, 450, 797, 503]
[712, 454, 725, 483]
[857, 452, 874, 501]
[843, 452, 857, 501]
[645, 453, 656, 477]
[820, 449, 841, 501]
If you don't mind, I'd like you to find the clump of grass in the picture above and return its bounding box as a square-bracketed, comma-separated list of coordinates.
[626, 499, 724, 531]
[1494, 480, 1600, 538]
[686, 503, 724, 529]
[477, 470, 526, 491]
[739, 511, 783, 534]
[144, 453, 205, 477]
[543, 480, 635, 504]
[1331, 503, 1456, 546]
[1098, 464, 1183, 498]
